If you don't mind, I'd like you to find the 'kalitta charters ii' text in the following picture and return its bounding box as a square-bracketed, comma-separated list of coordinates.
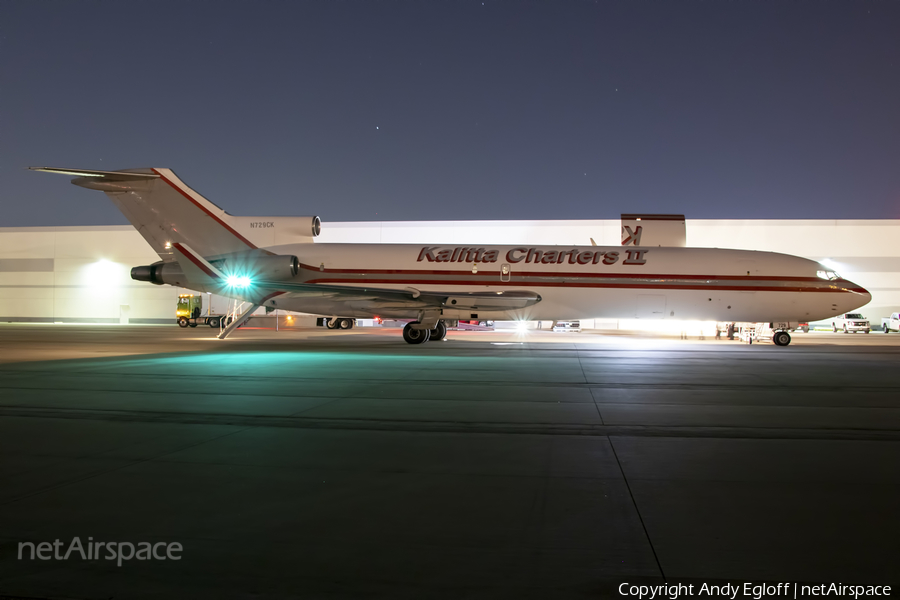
[416, 247, 649, 266]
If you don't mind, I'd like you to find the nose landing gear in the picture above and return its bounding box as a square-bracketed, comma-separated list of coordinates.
[773, 331, 792, 346]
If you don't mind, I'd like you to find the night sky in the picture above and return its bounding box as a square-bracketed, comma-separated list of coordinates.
[2, 1, 899, 226]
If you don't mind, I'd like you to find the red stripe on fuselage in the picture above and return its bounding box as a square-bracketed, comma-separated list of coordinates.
[302, 276, 865, 294]
[152, 169, 257, 249]
[296, 263, 825, 282]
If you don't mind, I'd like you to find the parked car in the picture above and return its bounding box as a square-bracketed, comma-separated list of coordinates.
[882, 313, 900, 333]
[831, 313, 870, 334]
[552, 320, 581, 332]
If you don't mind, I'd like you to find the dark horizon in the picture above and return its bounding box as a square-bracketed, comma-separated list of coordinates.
[2, 1, 899, 226]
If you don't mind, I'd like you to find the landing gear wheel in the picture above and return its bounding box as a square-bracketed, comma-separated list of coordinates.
[429, 321, 447, 341]
[339, 318, 354, 330]
[773, 331, 791, 346]
[178, 317, 189, 328]
[326, 319, 338, 330]
[402, 322, 431, 344]
[208, 317, 220, 328]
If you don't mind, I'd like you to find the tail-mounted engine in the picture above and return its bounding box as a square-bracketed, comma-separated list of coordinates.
[213, 255, 300, 283]
[131, 254, 301, 287]
[131, 262, 182, 285]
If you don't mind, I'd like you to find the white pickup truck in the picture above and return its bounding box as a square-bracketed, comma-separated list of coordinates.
[882, 313, 900, 333]
[832, 313, 870, 334]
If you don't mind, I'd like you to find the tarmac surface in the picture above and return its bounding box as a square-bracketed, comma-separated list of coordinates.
[0, 324, 898, 599]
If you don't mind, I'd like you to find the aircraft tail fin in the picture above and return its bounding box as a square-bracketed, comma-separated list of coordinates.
[29, 167, 257, 259]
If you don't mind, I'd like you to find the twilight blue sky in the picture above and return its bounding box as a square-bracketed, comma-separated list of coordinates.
[2, 1, 899, 225]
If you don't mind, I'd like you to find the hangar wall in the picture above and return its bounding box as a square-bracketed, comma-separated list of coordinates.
[1, 220, 897, 324]
[0, 226, 169, 323]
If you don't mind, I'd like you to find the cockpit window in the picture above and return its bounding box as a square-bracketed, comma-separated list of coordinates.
[816, 270, 840, 280]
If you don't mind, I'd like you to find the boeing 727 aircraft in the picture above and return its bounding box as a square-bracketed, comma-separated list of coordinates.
[31, 167, 871, 346]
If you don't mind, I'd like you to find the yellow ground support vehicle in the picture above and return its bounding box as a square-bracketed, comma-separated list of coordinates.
[176, 294, 226, 328]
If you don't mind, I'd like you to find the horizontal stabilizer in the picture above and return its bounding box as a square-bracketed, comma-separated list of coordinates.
[28, 167, 159, 181]
[31, 166, 257, 257]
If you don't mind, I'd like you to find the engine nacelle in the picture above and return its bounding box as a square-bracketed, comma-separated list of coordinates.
[228, 216, 321, 245]
[131, 262, 185, 286]
[213, 254, 301, 283]
[132, 254, 300, 287]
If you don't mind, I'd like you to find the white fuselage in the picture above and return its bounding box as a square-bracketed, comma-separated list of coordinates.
[223, 243, 870, 323]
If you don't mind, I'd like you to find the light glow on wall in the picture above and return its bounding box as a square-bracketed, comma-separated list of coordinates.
[82, 259, 126, 291]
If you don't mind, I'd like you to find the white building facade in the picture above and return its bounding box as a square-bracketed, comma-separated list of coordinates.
[1, 220, 897, 325]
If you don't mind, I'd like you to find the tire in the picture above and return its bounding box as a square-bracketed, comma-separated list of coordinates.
[833, 324, 838, 332]
[429, 321, 447, 341]
[189, 322, 198, 328]
[339, 318, 353, 330]
[773, 331, 791, 346]
[208, 318, 220, 328]
[178, 317, 189, 328]
[402, 322, 431, 344]
[843, 325, 848, 334]
[865, 330, 869, 334]
[325, 319, 338, 330]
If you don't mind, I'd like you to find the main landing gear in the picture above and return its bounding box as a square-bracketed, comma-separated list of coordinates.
[402, 320, 447, 344]
[402, 322, 430, 344]
[429, 321, 447, 341]
[325, 318, 354, 330]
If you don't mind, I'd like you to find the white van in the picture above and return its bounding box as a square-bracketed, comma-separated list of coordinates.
[552, 321, 581, 332]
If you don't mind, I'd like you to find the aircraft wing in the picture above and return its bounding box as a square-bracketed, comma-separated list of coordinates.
[256, 279, 542, 312]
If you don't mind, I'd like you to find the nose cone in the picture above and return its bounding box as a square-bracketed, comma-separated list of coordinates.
[844, 279, 872, 310]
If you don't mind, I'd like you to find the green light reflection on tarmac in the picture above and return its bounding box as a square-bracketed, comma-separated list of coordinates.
[80, 351, 471, 374]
